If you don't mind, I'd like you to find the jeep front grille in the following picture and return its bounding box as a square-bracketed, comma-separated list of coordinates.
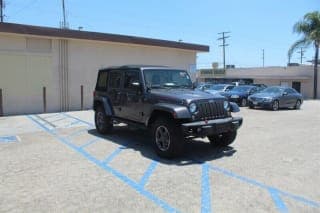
[196, 100, 226, 120]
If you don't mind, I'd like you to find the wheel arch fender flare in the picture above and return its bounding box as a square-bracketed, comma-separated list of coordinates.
[94, 97, 114, 116]
[146, 103, 191, 126]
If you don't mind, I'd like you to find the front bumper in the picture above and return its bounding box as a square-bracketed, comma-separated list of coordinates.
[248, 100, 273, 108]
[181, 117, 243, 137]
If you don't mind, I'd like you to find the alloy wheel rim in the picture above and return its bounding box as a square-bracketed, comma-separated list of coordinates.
[273, 101, 279, 110]
[242, 99, 247, 106]
[155, 126, 171, 151]
[296, 101, 301, 109]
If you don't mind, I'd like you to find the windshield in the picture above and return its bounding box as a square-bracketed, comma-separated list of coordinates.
[144, 69, 192, 89]
[231, 86, 252, 92]
[209, 85, 226, 91]
[261, 87, 283, 94]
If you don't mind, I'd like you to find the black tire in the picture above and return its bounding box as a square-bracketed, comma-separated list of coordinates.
[208, 131, 237, 147]
[151, 117, 184, 158]
[249, 104, 254, 109]
[241, 98, 247, 107]
[95, 106, 113, 134]
[271, 100, 279, 111]
[295, 100, 301, 110]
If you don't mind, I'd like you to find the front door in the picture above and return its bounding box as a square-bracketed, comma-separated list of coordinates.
[121, 70, 144, 122]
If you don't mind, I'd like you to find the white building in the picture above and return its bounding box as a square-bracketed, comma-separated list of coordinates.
[198, 66, 319, 99]
[0, 22, 209, 116]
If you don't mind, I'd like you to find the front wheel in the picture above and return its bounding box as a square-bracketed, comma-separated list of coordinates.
[151, 117, 184, 158]
[295, 100, 301, 110]
[241, 98, 247, 107]
[271, 100, 279, 111]
[95, 106, 113, 134]
[208, 131, 237, 147]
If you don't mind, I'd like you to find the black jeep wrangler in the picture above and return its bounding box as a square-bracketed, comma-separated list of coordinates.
[93, 65, 242, 158]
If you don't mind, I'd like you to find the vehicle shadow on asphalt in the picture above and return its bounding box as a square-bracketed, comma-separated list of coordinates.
[88, 126, 236, 166]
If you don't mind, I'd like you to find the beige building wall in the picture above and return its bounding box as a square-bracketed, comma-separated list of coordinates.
[0, 34, 56, 115]
[68, 39, 196, 110]
[0, 33, 197, 115]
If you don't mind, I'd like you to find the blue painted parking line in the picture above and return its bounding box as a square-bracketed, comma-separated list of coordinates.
[66, 128, 88, 138]
[139, 161, 158, 187]
[27, 114, 179, 213]
[102, 147, 124, 165]
[269, 188, 288, 213]
[48, 117, 67, 123]
[0, 135, 19, 143]
[62, 113, 94, 127]
[80, 138, 100, 149]
[201, 163, 212, 213]
[208, 165, 320, 209]
[42, 114, 60, 120]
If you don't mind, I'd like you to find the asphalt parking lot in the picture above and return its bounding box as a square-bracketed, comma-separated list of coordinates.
[0, 100, 319, 212]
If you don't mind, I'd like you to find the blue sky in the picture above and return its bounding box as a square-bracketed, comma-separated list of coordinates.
[3, 0, 319, 68]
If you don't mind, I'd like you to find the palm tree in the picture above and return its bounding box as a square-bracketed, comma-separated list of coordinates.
[288, 11, 320, 99]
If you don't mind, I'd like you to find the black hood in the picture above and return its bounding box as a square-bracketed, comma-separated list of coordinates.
[149, 88, 225, 105]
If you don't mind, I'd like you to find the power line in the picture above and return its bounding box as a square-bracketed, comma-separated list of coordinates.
[217, 31, 230, 70]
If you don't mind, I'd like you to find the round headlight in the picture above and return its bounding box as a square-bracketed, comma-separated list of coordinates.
[223, 101, 230, 110]
[189, 103, 197, 113]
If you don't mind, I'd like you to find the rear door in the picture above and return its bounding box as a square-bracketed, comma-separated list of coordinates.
[107, 70, 123, 117]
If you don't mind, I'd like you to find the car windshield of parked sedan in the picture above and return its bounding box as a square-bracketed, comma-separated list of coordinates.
[261, 87, 284, 94]
[230, 86, 252, 92]
[144, 69, 193, 89]
[208, 84, 226, 91]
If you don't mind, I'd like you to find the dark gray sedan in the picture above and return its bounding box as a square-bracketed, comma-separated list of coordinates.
[248, 86, 303, 111]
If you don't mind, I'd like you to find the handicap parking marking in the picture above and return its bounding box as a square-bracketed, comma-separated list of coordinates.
[27, 114, 179, 213]
[0, 135, 20, 143]
[27, 113, 320, 212]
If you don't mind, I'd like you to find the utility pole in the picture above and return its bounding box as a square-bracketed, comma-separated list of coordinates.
[262, 49, 265, 67]
[61, 0, 67, 28]
[0, 0, 4, 23]
[297, 47, 305, 64]
[217, 32, 230, 70]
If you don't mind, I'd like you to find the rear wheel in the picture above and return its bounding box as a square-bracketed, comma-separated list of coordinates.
[208, 131, 237, 147]
[272, 100, 279, 111]
[95, 106, 113, 134]
[151, 117, 184, 158]
[295, 100, 301, 110]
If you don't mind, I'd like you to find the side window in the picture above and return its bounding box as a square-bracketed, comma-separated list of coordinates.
[108, 71, 122, 89]
[96, 71, 107, 91]
[124, 71, 140, 90]
[287, 88, 296, 94]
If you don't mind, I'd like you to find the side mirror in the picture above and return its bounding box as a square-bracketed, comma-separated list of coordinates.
[283, 92, 288, 96]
